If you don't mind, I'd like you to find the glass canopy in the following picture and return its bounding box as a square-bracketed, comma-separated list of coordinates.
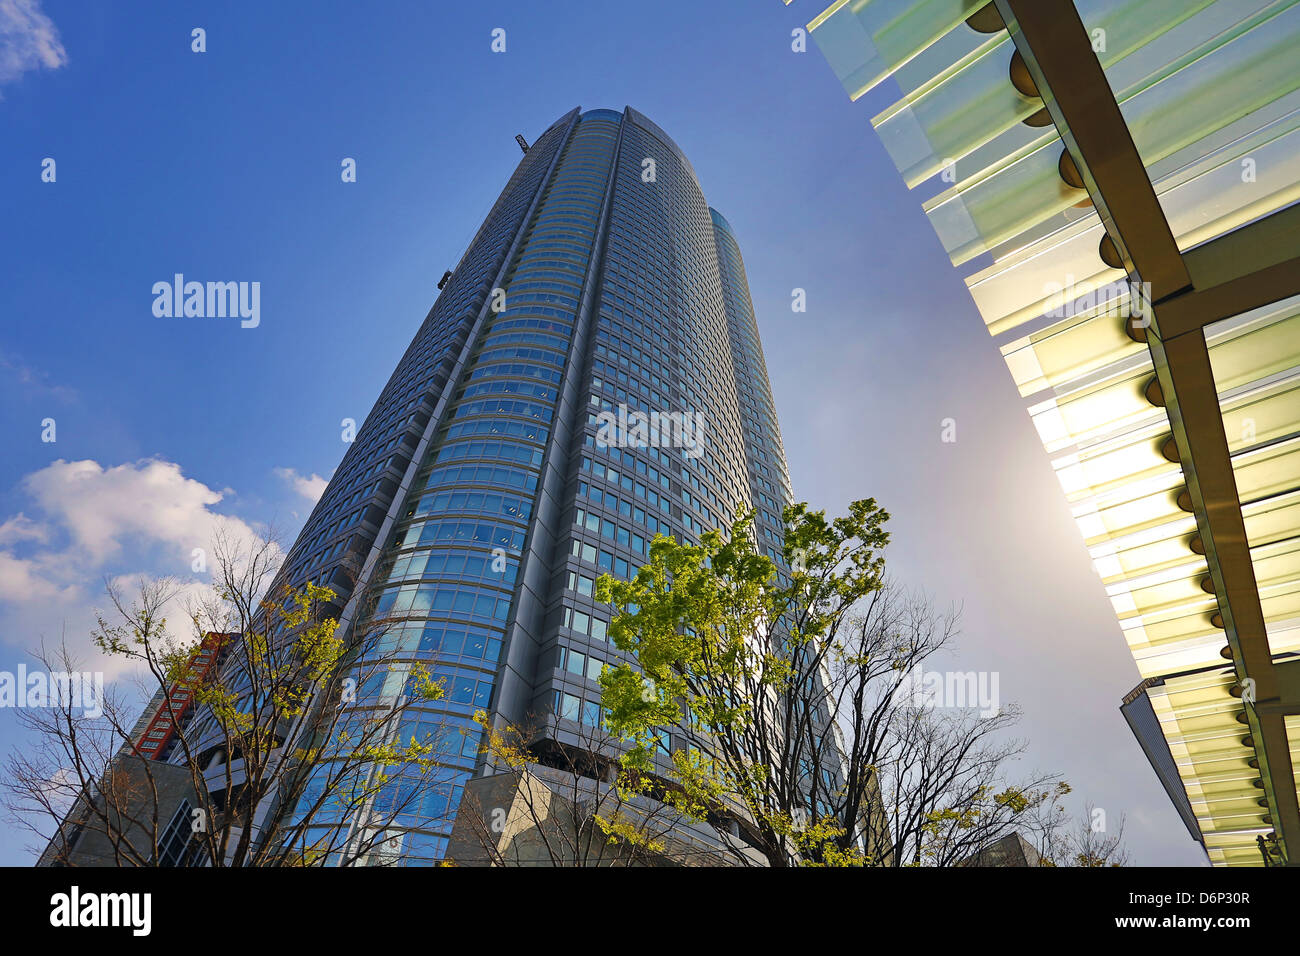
[804, 0, 1300, 867]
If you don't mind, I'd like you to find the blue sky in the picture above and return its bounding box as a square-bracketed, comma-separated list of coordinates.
[0, 0, 1206, 865]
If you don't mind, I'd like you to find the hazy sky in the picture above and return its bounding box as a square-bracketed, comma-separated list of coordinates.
[0, 0, 1206, 865]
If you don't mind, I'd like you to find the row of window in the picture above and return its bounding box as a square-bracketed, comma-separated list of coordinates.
[475, 344, 565, 370]
[434, 437, 543, 470]
[384, 546, 519, 588]
[555, 690, 602, 727]
[424, 461, 537, 495]
[484, 315, 573, 338]
[557, 642, 607, 681]
[560, 604, 609, 642]
[408, 488, 531, 524]
[399, 516, 525, 551]
[373, 581, 513, 625]
[459, 378, 557, 405]
[444, 416, 547, 445]
[577, 480, 671, 537]
[568, 537, 634, 580]
[358, 620, 503, 665]
[452, 396, 553, 423]
[573, 506, 653, 557]
[467, 360, 563, 386]
[583, 450, 671, 492]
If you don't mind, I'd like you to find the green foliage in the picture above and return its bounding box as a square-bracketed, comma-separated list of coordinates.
[593, 500, 891, 866]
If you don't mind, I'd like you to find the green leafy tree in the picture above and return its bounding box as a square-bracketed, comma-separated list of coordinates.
[596, 500, 895, 866]
[595, 499, 1121, 867]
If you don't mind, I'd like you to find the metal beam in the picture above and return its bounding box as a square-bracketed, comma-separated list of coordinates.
[995, 0, 1300, 860]
[1148, 328, 1300, 856]
[1157, 201, 1300, 340]
[1256, 658, 1300, 718]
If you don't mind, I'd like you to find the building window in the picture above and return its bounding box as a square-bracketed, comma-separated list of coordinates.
[158, 800, 197, 867]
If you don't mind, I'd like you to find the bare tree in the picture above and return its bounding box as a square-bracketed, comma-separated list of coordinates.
[3, 529, 459, 866]
[1022, 797, 1130, 867]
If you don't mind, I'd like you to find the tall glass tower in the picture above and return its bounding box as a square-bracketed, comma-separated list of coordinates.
[254, 107, 794, 863]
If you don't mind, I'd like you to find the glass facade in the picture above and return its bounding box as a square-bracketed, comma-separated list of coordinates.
[209, 107, 793, 864]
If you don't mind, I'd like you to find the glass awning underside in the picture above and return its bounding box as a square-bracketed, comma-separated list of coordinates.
[801, 0, 1300, 866]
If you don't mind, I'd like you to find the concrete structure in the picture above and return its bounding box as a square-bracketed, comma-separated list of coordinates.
[37, 758, 198, 867]
[37, 634, 232, 867]
[445, 765, 764, 867]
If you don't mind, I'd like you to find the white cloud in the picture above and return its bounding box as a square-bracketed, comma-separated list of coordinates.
[0, 0, 67, 90]
[273, 466, 329, 505]
[0, 548, 66, 603]
[0, 513, 46, 546]
[0, 458, 279, 668]
[22, 458, 232, 565]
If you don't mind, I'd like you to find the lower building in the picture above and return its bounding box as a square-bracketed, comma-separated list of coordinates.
[37, 758, 198, 868]
[37, 634, 232, 867]
[445, 765, 764, 867]
[958, 832, 1043, 868]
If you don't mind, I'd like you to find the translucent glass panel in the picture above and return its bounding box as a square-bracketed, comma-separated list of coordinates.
[1060, 427, 1177, 502]
[1150, 673, 1270, 865]
[1028, 360, 1158, 456]
[874, 31, 1029, 187]
[1244, 492, 1300, 554]
[1209, 301, 1300, 397]
[1233, 438, 1300, 507]
[1124, 1, 1300, 175]
[1122, 605, 1223, 678]
[1251, 537, 1300, 606]
[1095, 515, 1199, 584]
[1263, 587, 1300, 657]
[905, 1, 1300, 273]
[925, 137, 1078, 266]
[1016, 312, 1196, 670]
[968, 104, 1300, 335]
[1289, 715, 1300, 801]
[1014, 290, 1300, 684]
[1222, 379, 1300, 455]
[1109, 563, 1213, 633]
[1072, 474, 1188, 555]
[1001, 290, 1146, 397]
[809, 0, 1300, 335]
[1206, 296, 1300, 650]
[806, 0, 1300, 865]
[807, 0, 989, 102]
[971, 218, 1119, 336]
[1150, 102, 1300, 256]
[1022, 299, 1292, 644]
[874, 0, 1222, 187]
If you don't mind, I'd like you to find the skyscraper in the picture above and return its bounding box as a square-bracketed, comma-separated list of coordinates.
[224, 106, 792, 863]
